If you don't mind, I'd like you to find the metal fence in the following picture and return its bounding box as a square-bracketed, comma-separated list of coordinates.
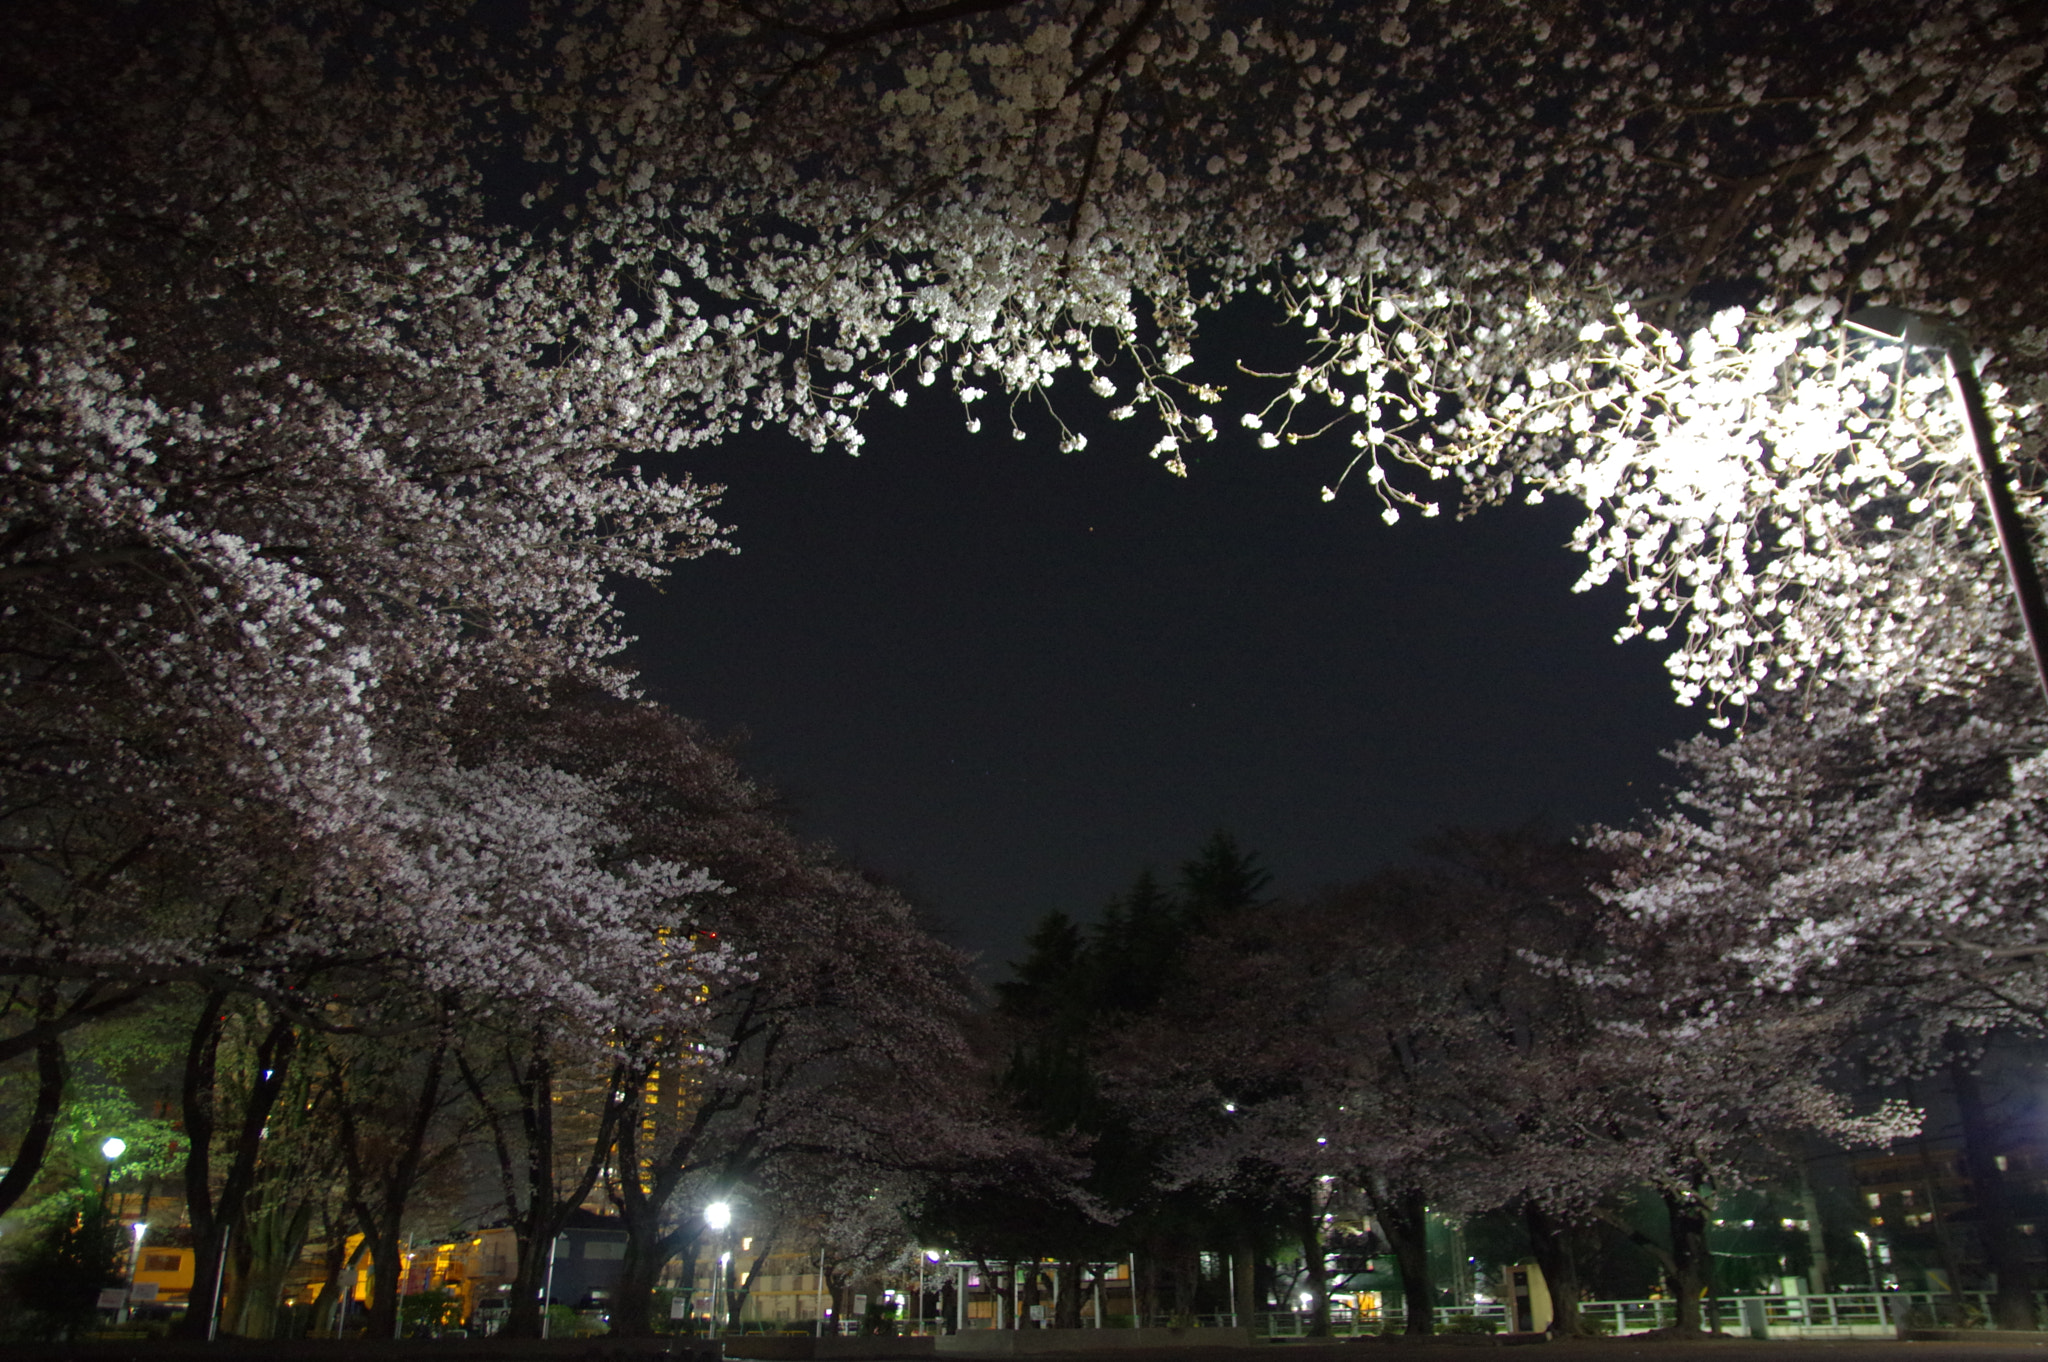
[919, 1290, 2048, 1340]
[1096, 1291, 2048, 1339]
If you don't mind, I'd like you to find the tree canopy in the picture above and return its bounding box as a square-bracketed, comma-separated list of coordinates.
[5, 0, 2048, 1339]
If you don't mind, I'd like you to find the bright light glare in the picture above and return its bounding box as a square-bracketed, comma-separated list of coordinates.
[705, 1200, 732, 1231]
[101, 1137, 126, 1160]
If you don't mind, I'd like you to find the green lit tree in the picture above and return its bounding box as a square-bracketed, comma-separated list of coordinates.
[0, 1189, 123, 1340]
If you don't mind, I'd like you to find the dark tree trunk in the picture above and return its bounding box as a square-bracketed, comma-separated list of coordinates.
[676, 1243, 700, 1333]
[729, 1234, 775, 1327]
[0, 1031, 67, 1218]
[307, 1230, 368, 1337]
[1373, 1184, 1433, 1335]
[1796, 1165, 1831, 1294]
[1170, 1248, 1198, 1321]
[1522, 1202, 1585, 1337]
[1297, 1197, 1332, 1336]
[1952, 1058, 2036, 1330]
[232, 1196, 313, 1338]
[362, 1225, 403, 1339]
[459, 1036, 622, 1338]
[971, 1258, 997, 1331]
[1055, 1258, 1083, 1328]
[1661, 1188, 1709, 1335]
[502, 1227, 548, 1338]
[608, 1044, 704, 1340]
[826, 1266, 854, 1333]
[335, 1034, 452, 1340]
[612, 1222, 684, 1339]
[173, 1000, 297, 1340]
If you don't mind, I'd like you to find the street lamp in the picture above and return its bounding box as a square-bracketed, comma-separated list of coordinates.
[920, 1251, 941, 1335]
[705, 1202, 733, 1338]
[96, 1136, 126, 1231]
[1846, 306, 2048, 705]
[98, 1136, 125, 1198]
[125, 1222, 148, 1324]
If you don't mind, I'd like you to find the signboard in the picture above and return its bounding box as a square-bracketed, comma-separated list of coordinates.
[98, 1288, 129, 1310]
[130, 1283, 160, 1302]
[670, 1295, 689, 1319]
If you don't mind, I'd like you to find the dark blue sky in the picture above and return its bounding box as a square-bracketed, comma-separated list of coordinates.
[623, 400, 1703, 971]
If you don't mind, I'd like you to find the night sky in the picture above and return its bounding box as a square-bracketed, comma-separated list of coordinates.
[622, 391, 1705, 973]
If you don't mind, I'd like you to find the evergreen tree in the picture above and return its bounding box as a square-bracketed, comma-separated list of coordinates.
[950, 835, 1284, 1323]
[0, 1190, 123, 1340]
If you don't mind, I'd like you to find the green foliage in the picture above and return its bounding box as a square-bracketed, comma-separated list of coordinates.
[1440, 1314, 1500, 1334]
[1001, 832, 1272, 1026]
[0, 1190, 125, 1340]
[400, 1287, 463, 1336]
[0, 1001, 185, 1215]
[547, 1303, 595, 1337]
[920, 833, 1282, 1306]
[1177, 831, 1273, 933]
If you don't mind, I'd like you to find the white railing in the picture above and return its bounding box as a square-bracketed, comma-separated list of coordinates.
[937, 1291, 2048, 1339]
[1253, 1291, 2048, 1338]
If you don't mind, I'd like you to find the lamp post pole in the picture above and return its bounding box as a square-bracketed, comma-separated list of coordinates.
[1948, 337, 2048, 703]
[540, 1233, 562, 1339]
[1849, 307, 2048, 706]
[125, 1221, 148, 1325]
[95, 1136, 126, 1324]
[705, 1201, 733, 1339]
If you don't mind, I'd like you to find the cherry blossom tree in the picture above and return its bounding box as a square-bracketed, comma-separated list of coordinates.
[1601, 666, 2048, 1038]
[79, 694, 716, 1338]
[1596, 666, 2048, 1328]
[4, 1, 729, 1173]
[442, 694, 985, 1338]
[9, 6, 2048, 1331]
[1119, 833, 1915, 1335]
[7, 2, 2041, 1066]
[604, 853, 981, 1337]
[12, 0, 2042, 746]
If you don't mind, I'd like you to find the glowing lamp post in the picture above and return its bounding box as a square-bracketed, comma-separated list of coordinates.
[126, 1222, 148, 1323]
[98, 1136, 126, 1204]
[705, 1201, 733, 1338]
[1847, 306, 2048, 706]
[920, 1251, 941, 1336]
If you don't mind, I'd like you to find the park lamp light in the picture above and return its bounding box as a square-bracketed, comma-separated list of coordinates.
[705, 1201, 733, 1339]
[98, 1136, 126, 1205]
[125, 1221, 148, 1321]
[1844, 305, 2048, 706]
